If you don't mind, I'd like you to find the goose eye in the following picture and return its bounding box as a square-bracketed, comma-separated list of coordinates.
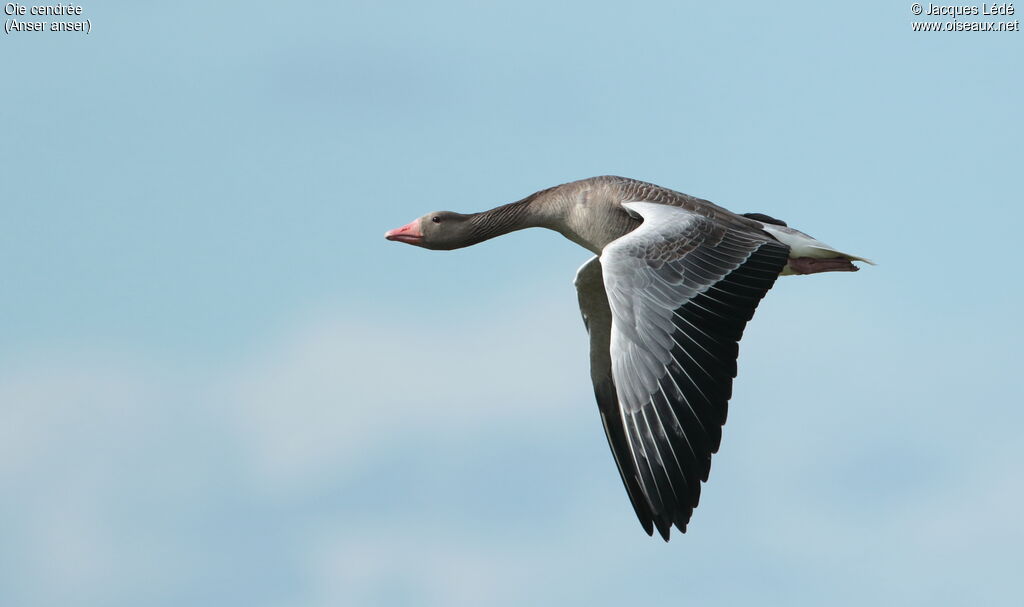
[431, 216, 441, 223]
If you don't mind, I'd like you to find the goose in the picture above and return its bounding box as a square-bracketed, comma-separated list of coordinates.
[384, 176, 872, 540]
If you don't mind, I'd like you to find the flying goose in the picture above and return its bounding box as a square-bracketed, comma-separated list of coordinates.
[384, 176, 871, 540]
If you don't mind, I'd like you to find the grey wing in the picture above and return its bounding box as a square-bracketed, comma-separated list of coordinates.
[582, 201, 790, 540]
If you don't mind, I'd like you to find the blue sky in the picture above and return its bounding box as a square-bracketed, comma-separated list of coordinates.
[3, 1, 1022, 605]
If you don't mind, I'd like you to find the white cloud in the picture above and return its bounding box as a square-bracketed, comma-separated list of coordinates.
[0, 354, 194, 606]
[214, 294, 592, 495]
[3, 285, 1022, 607]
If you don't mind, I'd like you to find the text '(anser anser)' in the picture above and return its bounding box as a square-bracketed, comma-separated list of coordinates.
[385, 176, 872, 540]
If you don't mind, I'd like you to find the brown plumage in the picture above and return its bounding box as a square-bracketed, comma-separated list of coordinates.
[385, 176, 871, 539]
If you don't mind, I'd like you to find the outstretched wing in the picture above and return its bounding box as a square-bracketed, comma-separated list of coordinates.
[575, 202, 789, 540]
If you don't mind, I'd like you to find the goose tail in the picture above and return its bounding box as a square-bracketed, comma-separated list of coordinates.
[759, 223, 875, 276]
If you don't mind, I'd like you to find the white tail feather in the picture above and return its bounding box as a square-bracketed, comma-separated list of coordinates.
[761, 224, 875, 265]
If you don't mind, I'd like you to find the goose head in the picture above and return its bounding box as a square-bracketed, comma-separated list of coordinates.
[385, 211, 479, 250]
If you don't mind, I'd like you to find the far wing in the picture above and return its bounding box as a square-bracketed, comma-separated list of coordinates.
[575, 256, 655, 536]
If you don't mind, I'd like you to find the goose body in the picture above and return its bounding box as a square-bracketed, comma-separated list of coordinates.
[385, 176, 870, 540]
